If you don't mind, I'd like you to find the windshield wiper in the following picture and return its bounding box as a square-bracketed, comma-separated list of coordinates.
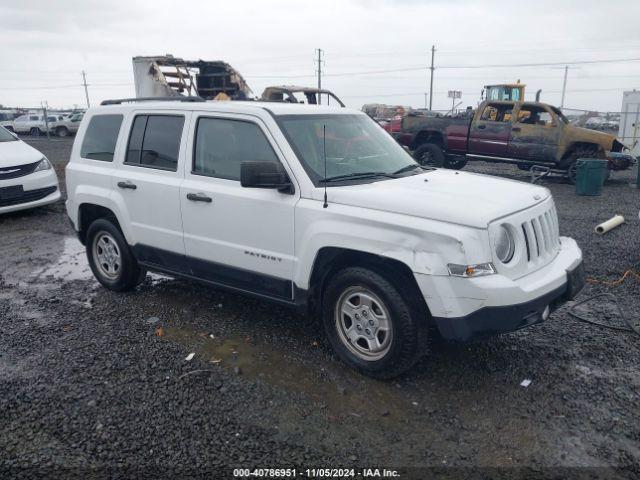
[393, 164, 436, 175]
[319, 171, 398, 183]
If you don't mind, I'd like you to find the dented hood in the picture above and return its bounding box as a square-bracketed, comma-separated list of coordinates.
[324, 169, 550, 229]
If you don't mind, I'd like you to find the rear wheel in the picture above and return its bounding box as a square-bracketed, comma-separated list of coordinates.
[86, 218, 145, 291]
[322, 267, 427, 379]
[413, 143, 445, 167]
[29, 127, 40, 136]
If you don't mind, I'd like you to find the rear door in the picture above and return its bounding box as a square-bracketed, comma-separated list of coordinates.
[508, 103, 560, 161]
[112, 111, 189, 273]
[468, 102, 514, 156]
[180, 112, 297, 301]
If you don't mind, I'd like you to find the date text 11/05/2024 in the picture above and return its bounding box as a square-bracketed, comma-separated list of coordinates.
[232, 468, 401, 478]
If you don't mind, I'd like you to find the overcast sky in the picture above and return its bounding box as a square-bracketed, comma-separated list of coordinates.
[1, 0, 639, 112]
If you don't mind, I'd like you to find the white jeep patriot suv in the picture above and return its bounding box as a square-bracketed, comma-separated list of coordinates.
[66, 97, 585, 378]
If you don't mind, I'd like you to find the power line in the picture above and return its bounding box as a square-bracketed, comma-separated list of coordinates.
[244, 57, 640, 79]
[439, 57, 640, 69]
[0, 83, 133, 90]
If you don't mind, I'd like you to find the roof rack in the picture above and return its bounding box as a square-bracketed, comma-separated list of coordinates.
[100, 96, 205, 106]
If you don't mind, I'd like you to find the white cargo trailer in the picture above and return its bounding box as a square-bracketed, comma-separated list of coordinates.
[619, 90, 640, 157]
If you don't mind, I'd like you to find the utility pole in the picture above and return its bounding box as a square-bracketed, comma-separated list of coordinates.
[560, 65, 568, 108]
[315, 49, 323, 105]
[428, 45, 435, 110]
[41, 101, 51, 140]
[424, 93, 428, 109]
[81, 70, 91, 108]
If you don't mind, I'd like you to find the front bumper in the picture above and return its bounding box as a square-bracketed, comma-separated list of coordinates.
[416, 237, 584, 341]
[606, 152, 634, 171]
[433, 260, 584, 341]
[0, 169, 61, 214]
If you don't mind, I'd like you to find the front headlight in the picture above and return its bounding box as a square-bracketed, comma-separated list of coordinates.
[493, 225, 515, 264]
[34, 157, 52, 172]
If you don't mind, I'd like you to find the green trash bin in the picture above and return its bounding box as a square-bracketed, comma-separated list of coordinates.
[575, 159, 607, 196]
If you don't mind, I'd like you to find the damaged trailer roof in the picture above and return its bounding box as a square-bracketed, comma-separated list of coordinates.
[132, 55, 253, 101]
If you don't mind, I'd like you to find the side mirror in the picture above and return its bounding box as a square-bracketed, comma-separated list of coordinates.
[240, 161, 294, 194]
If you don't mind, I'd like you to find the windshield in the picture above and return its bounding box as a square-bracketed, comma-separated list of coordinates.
[278, 114, 417, 185]
[0, 127, 17, 142]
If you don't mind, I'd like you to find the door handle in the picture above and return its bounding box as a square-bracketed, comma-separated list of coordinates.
[477, 124, 486, 130]
[117, 181, 137, 190]
[186, 192, 212, 203]
[512, 127, 521, 132]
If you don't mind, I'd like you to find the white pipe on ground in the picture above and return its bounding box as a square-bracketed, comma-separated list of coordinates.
[595, 215, 625, 235]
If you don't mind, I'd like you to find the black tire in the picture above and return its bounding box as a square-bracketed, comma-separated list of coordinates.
[322, 266, 428, 379]
[562, 147, 599, 184]
[443, 156, 467, 170]
[413, 143, 445, 167]
[29, 127, 40, 136]
[517, 163, 531, 171]
[56, 126, 69, 137]
[86, 218, 144, 292]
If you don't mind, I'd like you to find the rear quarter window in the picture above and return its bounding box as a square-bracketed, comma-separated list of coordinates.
[80, 114, 123, 162]
[125, 114, 184, 171]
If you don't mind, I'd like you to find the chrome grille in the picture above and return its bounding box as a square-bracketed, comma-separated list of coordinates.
[521, 205, 560, 263]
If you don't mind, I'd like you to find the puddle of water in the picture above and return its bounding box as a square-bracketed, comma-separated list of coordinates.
[34, 237, 93, 282]
[164, 327, 414, 421]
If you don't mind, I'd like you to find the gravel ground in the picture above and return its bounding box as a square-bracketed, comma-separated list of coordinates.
[1, 137, 639, 479]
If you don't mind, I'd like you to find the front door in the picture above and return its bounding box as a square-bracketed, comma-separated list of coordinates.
[468, 102, 514, 157]
[112, 111, 189, 272]
[508, 104, 560, 162]
[180, 112, 297, 301]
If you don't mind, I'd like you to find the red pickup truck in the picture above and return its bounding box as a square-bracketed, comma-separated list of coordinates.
[394, 100, 629, 182]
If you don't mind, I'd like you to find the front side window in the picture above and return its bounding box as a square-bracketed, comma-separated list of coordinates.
[278, 114, 417, 185]
[517, 105, 554, 127]
[80, 114, 123, 162]
[193, 117, 278, 180]
[29, 116, 39, 121]
[125, 115, 184, 171]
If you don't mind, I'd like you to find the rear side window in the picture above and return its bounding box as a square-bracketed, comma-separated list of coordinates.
[193, 117, 278, 180]
[480, 103, 513, 123]
[125, 115, 184, 171]
[80, 114, 123, 162]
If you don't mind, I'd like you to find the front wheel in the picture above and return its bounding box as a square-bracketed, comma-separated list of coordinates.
[86, 218, 145, 291]
[56, 126, 70, 137]
[322, 267, 427, 379]
[29, 127, 40, 136]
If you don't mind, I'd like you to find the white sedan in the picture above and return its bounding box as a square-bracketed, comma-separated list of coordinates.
[0, 127, 61, 214]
